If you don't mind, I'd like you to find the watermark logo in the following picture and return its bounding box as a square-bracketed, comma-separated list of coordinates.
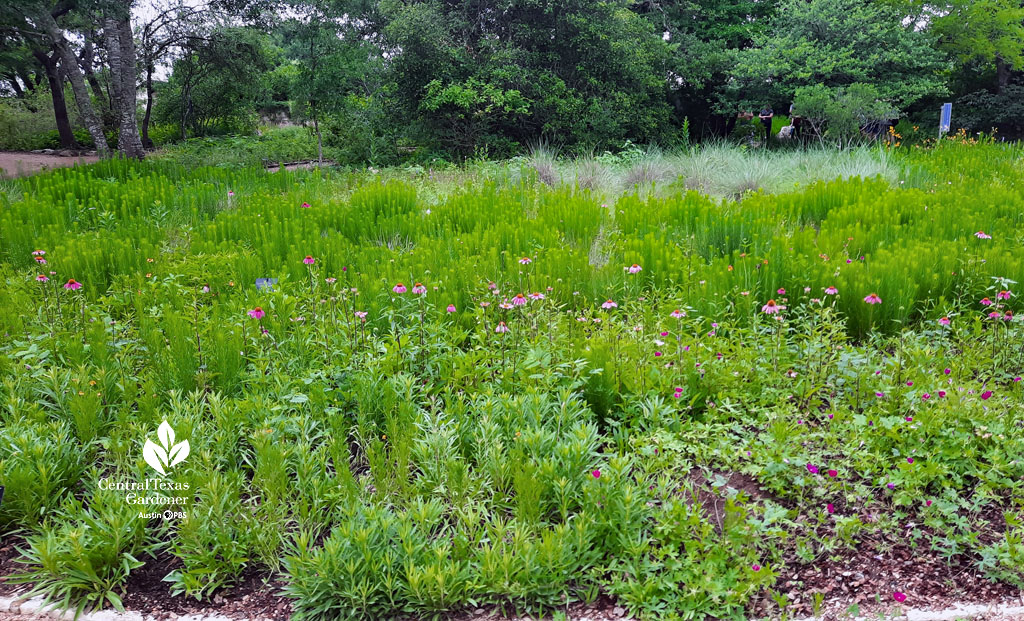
[143, 420, 190, 476]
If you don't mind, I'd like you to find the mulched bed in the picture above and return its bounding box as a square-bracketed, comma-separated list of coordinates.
[120, 553, 291, 621]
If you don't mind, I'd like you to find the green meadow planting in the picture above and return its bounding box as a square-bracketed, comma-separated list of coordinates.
[1, 142, 1024, 620]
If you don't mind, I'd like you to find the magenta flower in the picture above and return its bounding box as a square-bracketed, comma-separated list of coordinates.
[31, 250, 45, 256]
[202, 285, 210, 293]
[512, 293, 527, 306]
[893, 592, 907, 603]
[36, 274, 49, 282]
[670, 309, 686, 318]
[412, 282, 427, 295]
[761, 299, 785, 314]
[601, 299, 618, 309]
[824, 286, 838, 295]
[301, 202, 311, 208]
[921, 393, 930, 400]
[980, 297, 993, 306]
[519, 256, 532, 265]
[997, 290, 1012, 300]
[393, 283, 407, 294]
[981, 390, 992, 400]
[63, 279, 82, 291]
[626, 264, 643, 274]
[875, 392, 884, 398]
[974, 231, 991, 239]
[827, 503, 834, 514]
[864, 293, 882, 304]
[591, 469, 601, 479]
[751, 564, 761, 572]
[827, 469, 837, 478]
[907, 457, 914, 464]
[495, 321, 509, 333]
[303, 255, 315, 265]
[887, 482, 895, 489]
[654, 351, 663, 357]
[938, 317, 950, 326]
[354, 311, 367, 320]
[248, 307, 265, 319]
[906, 380, 914, 386]
[528, 292, 545, 300]
[35, 256, 46, 264]
[806, 464, 819, 475]
[944, 368, 951, 375]
[777, 288, 786, 295]
[446, 304, 456, 313]
[926, 500, 933, 507]
[938, 390, 946, 398]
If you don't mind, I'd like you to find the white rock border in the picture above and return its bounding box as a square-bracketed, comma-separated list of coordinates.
[0, 594, 273, 621]
[4, 593, 1024, 621]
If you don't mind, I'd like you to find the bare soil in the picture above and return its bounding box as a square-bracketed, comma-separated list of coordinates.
[0, 151, 100, 178]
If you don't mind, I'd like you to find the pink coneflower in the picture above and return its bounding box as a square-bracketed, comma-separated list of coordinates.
[446, 304, 456, 313]
[392, 283, 407, 294]
[354, 311, 367, 320]
[997, 290, 1012, 300]
[34, 256, 46, 264]
[761, 299, 784, 314]
[528, 292, 545, 300]
[64, 279, 82, 291]
[325, 277, 337, 284]
[31, 250, 45, 256]
[980, 297, 993, 306]
[487, 282, 497, 290]
[519, 257, 532, 265]
[495, 321, 509, 333]
[591, 469, 601, 479]
[975, 231, 991, 239]
[893, 592, 907, 603]
[939, 317, 950, 326]
[227, 190, 235, 197]
[981, 390, 992, 400]
[248, 307, 265, 319]
[601, 299, 618, 309]
[670, 309, 686, 318]
[806, 464, 819, 474]
[512, 293, 527, 306]
[303, 256, 315, 265]
[36, 274, 49, 282]
[301, 202, 311, 208]
[864, 293, 882, 304]
[824, 286, 838, 295]
[412, 282, 427, 294]
[626, 264, 642, 274]
[988, 311, 1001, 320]
[499, 302, 513, 310]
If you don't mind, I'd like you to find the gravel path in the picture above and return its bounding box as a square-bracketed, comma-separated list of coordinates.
[0, 151, 99, 178]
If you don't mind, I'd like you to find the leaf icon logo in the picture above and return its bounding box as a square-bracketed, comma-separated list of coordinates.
[143, 420, 190, 476]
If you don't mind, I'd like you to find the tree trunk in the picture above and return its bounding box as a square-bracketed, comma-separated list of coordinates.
[103, 15, 145, 158]
[996, 55, 1010, 94]
[141, 61, 155, 148]
[38, 9, 109, 155]
[81, 35, 114, 130]
[313, 107, 323, 164]
[32, 49, 78, 150]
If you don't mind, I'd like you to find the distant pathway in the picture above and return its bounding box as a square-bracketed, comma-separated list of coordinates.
[0, 151, 100, 179]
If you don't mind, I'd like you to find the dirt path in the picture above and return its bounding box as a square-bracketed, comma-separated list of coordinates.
[0, 152, 100, 179]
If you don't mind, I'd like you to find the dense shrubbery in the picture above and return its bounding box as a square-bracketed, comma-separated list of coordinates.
[1, 142, 1023, 619]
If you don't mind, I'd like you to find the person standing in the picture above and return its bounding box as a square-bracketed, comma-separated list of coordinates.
[759, 105, 774, 144]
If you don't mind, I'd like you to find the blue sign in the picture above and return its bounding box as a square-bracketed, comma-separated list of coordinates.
[939, 103, 952, 136]
[255, 278, 278, 291]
